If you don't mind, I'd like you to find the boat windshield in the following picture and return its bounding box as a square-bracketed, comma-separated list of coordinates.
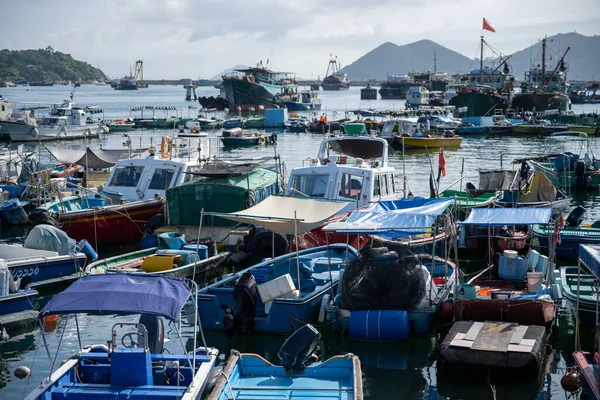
[289, 174, 329, 198]
[148, 168, 175, 190]
[108, 165, 145, 187]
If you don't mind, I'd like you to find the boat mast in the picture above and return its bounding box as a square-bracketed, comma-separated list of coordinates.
[480, 36, 484, 83]
[541, 37, 546, 90]
[434, 52, 437, 74]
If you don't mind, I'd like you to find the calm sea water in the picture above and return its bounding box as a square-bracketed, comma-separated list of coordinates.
[1, 84, 600, 399]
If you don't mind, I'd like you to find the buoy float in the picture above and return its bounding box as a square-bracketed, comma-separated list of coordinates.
[561, 366, 581, 393]
[14, 366, 31, 379]
[42, 314, 62, 334]
[438, 300, 455, 323]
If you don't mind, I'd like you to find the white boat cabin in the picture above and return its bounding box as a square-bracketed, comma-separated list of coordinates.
[284, 137, 402, 212]
[379, 118, 419, 138]
[102, 152, 194, 202]
[406, 86, 430, 108]
[39, 99, 94, 128]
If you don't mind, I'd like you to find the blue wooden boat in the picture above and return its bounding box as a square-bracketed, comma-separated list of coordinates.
[26, 273, 218, 400]
[0, 288, 38, 337]
[222, 117, 245, 129]
[196, 244, 359, 334]
[0, 243, 87, 289]
[208, 324, 362, 400]
[533, 224, 600, 260]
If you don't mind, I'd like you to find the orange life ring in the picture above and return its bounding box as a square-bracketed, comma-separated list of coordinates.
[161, 136, 172, 159]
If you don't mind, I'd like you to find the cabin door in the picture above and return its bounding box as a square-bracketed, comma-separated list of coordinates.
[139, 163, 181, 200]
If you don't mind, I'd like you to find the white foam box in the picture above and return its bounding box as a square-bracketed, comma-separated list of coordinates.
[257, 273, 296, 304]
[264, 290, 300, 314]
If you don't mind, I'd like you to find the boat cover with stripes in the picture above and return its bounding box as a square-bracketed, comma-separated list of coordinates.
[39, 274, 190, 321]
[459, 207, 552, 226]
[323, 197, 453, 235]
[579, 244, 600, 278]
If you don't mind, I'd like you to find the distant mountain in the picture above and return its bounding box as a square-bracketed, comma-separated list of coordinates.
[0, 47, 107, 82]
[341, 33, 600, 81]
[340, 40, 473, 80]
[211, 65, 248, 80]
[508, 32, 600, 81]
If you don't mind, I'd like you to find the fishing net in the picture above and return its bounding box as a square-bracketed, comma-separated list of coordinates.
[341, 247, 426, 311]
[185, 160, 260, 178]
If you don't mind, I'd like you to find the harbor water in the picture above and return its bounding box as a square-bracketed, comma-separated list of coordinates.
[1, 84, 600, 399]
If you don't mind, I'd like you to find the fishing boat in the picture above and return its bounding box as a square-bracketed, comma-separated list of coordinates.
[321, 56, 350, 91]
[285, 117, 309, 133]
[221, 62, 298, 111]
[0, 236, 87, 290]
[223, 117, 245, 129]
[39, 140, 210, 245]
[208, 325, 362, 400]
[379, 118, 462, 149]
[525, 133, 600, 189]
[511, 37, 570, 113]
[492, 169, 570, 216]
[438, 207, 558, 379]
[165, 159, 281, 246]
[8, 96, 108, 141]
[322, 200, 458, 338]
[196, 244, 359, 334]
[243, 116, 265, 129]
[197, 118, 223, 130]
[25, 274, 219, 400]
[566, 244, 600, 398]
[219, 127, 277, 147]
[114, 75, 138, 90]
[104, 118, 134, 132]
[453, 208, 558, 328]
[533, 216, 600, 261]
[379, 74, 413, 99]
[439, 189, 498, 220]
[85, 247, 229, 279]
[283, 90, 322, 110]
[0, 275, 38, 336]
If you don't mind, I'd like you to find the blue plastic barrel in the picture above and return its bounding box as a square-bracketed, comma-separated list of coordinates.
[349, 310, 409, 342]
[182, 244, 208, 260]
[1, 198, 28, 225]
[140, 234, 159, 249]
[82, 196, 105, 208]
[77, 239, 98, 261]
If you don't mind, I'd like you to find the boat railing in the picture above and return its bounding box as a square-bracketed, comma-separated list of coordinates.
[65, 182, 114, 205]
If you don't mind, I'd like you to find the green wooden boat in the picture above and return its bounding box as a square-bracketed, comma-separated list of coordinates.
[568, 125, 598, 136]
[559, 266, 600, 327]
[85, 247, 229, 278]
[243, 116, 265, 129]
[439, 189, 498, 220]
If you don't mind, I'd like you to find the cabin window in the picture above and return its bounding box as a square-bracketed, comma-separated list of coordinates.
[289, 174, 328, 197]
[338, 173, 364, 200]
[148, 168, 175, 190]
[373, 175, 381, 197]
[108, 165, 144, 187]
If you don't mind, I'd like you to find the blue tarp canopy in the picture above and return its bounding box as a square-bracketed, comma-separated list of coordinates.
[39, 274, 191, 321]
[579, 244, 600, 278]
[323, 197, 454, 234]
[458, 208, 552, 226]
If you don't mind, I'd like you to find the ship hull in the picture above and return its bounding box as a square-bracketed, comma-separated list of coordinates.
[511, 92, 569, 112]
[449, 92, 509, 117]
[222, 78, 279, 111]
[9, 124, 103, 141]
[379, 85, 410, 99]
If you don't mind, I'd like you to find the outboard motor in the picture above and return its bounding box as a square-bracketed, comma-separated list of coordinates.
[232, 272, 258, 334]
[566, 206, 586, 227]
[138, 314, 164, 354]
[575, 160, 587, 188]
[278, 324, 321, 374]
[144, 213, 165, 234]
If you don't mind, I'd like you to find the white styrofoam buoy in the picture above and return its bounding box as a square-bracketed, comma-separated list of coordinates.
[14, 365, 31, 379]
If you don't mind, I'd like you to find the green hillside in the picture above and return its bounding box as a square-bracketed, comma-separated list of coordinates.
[0, 47, 108, 83]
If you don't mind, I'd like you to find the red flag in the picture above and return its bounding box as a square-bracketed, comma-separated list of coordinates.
[438, 149, 446, 177]
[483, 18, 495, 32]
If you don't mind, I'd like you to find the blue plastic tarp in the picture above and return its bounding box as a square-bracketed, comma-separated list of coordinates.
[323, 197, 454, 234]
[579, 244, 600, 278]
[39, 274, 191, 321]
[458, 208, 552, 226]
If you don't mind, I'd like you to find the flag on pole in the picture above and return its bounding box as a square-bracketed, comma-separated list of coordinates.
[483, 18, 495, 32]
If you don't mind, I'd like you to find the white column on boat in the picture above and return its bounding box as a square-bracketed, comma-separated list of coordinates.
[294, 210, 301, 294]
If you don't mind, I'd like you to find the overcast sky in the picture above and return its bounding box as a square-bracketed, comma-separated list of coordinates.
[2, 0, 599, 79]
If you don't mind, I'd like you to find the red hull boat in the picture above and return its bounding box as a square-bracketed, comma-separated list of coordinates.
[57, 199, 163, 245]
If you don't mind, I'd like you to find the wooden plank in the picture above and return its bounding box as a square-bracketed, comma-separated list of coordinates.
[520, 339, 536, 347]
[464, 321, 484, 341]
[508, 344, 534, 353]
[510, 325, 528, 344]
[450, 339, 475, 348]
[471, 322, 514, 353]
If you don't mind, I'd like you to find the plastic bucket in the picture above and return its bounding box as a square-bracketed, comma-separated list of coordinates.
[182, 244, 208, 260]
[457, 284, 477, 300]
[504, 250, 518, 260]
[527, 272, 543, 293]
[77, 239, 98, 262]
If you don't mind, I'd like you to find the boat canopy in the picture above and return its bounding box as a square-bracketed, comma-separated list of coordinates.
[459, 208, 552, 226]
[45, 146, 129, 168]
[579, 244, 600, 278]
[205, 195, 351, 234]
[39, 274, 191, 321]
[323, 197, 454, 234]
